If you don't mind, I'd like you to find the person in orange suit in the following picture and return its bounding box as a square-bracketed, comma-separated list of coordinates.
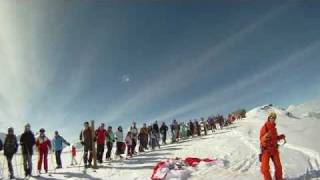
[260, 112, 286, 180]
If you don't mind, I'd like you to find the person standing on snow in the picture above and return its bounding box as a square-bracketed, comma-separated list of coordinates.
[79, 121, 93, 168]
[95, 123, 107, 163]
[125, 131, 133, 158]
[260, 112, 286, 180]
[20, 123, 36, 177]
[195, 120, 201, 136]
[52, 131, 70, 169]
[115, 126, 125, 159]
[130, 122, 138, 155]
[3, 127, 18, 179]
[138, 123, 149, 152]
[153, 121, 160, 148]
[188, 120, 195, 137]
[106, 126, 115, 160]
[70, 145, 78, 166]
[160, 122, 168, 145]
[36, 128, 51, 174]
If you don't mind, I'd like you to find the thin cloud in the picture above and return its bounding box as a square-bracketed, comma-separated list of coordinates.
[152, 41, 320, 121]
[100, 3, 295, 123]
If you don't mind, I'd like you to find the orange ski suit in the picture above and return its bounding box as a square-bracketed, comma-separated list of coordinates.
[259, 120, 285, 180]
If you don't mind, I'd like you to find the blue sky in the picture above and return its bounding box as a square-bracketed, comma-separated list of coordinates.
[0, 0, 320, 142]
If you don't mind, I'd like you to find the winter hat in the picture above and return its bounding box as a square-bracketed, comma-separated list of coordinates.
[8, 127, 14, 133]
[268, 112, 277, 119]
[40, 128, 45, 133]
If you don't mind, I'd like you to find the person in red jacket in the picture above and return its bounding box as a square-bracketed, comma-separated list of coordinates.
[260, 112, 286, 180]
[70, 145, 78, 166]
[36, 128, 51, 174]
[95, 123, 107, 163]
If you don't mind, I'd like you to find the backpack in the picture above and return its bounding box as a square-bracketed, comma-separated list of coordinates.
[4, 135, 18, 155]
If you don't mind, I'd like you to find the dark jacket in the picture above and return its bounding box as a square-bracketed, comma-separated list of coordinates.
[20, 131, 36, 155]
[80, 127, 93, 148]
[4, 134, 18, 156]
[160, 124, 168, 135]
[0, 139, 3, 151]
[153, 123, 160, 134]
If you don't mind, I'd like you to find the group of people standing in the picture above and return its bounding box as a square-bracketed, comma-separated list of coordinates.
[0, 114, 237, 179]
[78, 115, 236, 169]
[0, 124, 70, 179]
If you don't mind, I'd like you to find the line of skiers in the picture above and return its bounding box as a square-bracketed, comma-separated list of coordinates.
[0, 124, 70, 179]
[0, 114, 236, 179]
[78, 115, 235, 168]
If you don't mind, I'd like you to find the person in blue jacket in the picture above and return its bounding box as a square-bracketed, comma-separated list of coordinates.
[52, 131, 70, 169]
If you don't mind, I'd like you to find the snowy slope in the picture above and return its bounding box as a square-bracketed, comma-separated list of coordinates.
[0, 101, 319, 180]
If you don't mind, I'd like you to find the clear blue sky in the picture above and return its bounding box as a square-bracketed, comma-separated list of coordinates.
[1, 0, 320, 142]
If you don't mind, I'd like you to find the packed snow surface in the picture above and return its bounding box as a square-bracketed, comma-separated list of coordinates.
[0, 100, 319, 180]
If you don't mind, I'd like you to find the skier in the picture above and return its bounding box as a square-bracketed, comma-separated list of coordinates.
[3, 127, 18, 179]
[36, 128, 51, 174]
[125, 131, 133, 158]
[160, 122, 168, 145]
[188, 120, 195, 137]
[170, 120, 178, 143]
[115, 126, 125, 159]
[52, 131, 70, 169]
[79, 121, 93, 168]
[195, 120, 201, 136]
[138, 123, 149, 152]
[150, 127, 158, 150]
[20, 123, 36, 178]
[105, 126, 115, 161]
[130, 122, 138, 155]
[201, 117, 208, 135]
[260, 112, 286, 180]
[153, 121, 160, 148]
[70, 145, 78, 166]
[95, 123, 107, 163]
[180, 123, 188, 139]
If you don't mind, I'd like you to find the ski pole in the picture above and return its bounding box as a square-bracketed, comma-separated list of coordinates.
[1, 154, 6, 178]
[50, 150, 56, 174]
[78, 150, 84, 172]
[14, 154, 19, 178]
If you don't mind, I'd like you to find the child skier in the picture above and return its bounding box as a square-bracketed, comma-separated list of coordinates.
[70, 145, 78, 166]
[125, 131, 133, 159]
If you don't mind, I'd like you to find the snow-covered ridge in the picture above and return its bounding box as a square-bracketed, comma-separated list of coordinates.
[287, 99, 320, 119]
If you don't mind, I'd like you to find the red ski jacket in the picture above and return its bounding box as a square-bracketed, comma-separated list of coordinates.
[36, 136, 51, 153]
[95, 128, 108, 145]
[260, 120, 285, 154]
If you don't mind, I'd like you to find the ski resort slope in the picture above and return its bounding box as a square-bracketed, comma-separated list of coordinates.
[1, 100, 320, 180]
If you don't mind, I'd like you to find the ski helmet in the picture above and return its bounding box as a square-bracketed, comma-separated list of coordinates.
[40, 128, 45, 133]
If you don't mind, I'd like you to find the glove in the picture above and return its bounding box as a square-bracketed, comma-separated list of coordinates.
[81, 141, 85, 146]
[278, 134, 286, 140]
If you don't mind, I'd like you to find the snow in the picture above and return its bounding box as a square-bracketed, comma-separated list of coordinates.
[0, 100, 320, 180]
